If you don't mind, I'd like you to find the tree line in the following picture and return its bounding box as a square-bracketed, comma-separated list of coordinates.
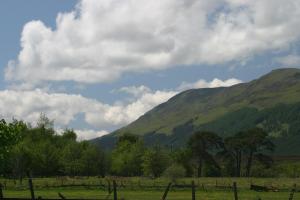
[0, 115, 280, 179]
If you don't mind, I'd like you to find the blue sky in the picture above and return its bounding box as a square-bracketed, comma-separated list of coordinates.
[0, 0, 300, 140]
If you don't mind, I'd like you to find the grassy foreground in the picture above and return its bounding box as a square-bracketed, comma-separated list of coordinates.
[2, 189, 294, 200]
[0, 177, 299, 200]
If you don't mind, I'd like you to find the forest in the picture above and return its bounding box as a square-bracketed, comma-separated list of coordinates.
[1, 114, 300, 180]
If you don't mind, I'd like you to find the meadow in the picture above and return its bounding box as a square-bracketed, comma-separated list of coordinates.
[0, 177, 299, 200]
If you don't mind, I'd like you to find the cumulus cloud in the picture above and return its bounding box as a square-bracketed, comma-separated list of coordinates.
[178, 78, 242, 91]
[74, 129, 109, 141]
[5, 0, 300, 86]
[56, 129, 109, 141]
[0, 88, 175, 130]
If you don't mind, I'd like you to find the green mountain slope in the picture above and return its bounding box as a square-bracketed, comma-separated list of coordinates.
[93, 68, 300, 155]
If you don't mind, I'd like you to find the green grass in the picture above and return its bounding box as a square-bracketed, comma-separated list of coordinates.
[1, 177, 299, 200]
[2, 189, 294, 200]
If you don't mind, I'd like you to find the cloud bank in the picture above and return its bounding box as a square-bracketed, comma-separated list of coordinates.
[0, 89, 174, 129]
[5, 0, 300, 86]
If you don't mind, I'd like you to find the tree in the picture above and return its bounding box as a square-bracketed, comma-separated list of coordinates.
[10, 141, 32, 182]
[142, 145, 170, 178]
[61, 142, 86, 176]
[0, 119, 27, 174]
[171, 148, 193, 177]
[116, 133, 139, 146]
[81, 144, 107, 177]
[221, 133, 244, 177]
[221, 128, 274, 177]
[31, 140, 61, 176]
[1, 114, 109, 178]
[37, 113, 54, 130]
[188, 131, 223, 177]
[111, 133, 144, 176]
[242, 128, 274, 177]
[163, 164, 185, 182]
[61, 129, 77, 141]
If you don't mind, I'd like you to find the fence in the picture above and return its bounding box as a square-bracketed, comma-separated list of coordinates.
[0, 177, 298, 200]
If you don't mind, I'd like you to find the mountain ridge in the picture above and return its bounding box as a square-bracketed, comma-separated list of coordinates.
[92, 68, 300, 155]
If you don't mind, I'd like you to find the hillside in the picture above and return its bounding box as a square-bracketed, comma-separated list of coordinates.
[93, 68, 300, 155]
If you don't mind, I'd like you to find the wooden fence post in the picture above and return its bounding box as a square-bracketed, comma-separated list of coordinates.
[27, 172, 35, 200]
[233, 182, 238, 200]
[58, 192, 66, 199]
[107, 180, 112, 194]
[289, 184, 296, 200]
[113, 180, 118, 200]
[192, 181, 196, 200]
[161, 182, 172, 200]
[0, 183, 3, 199]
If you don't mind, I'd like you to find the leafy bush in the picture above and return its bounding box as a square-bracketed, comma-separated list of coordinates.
[142, 146, 170, 178]
[163, 164, 186, 182]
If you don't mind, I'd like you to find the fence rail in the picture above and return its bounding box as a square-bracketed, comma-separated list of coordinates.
[0, 176, 298, 200]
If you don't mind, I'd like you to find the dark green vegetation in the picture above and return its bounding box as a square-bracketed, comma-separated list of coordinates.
[94, 68, 300, 155]
[0, 115, 107, 178]
[1, 116, 299, 179]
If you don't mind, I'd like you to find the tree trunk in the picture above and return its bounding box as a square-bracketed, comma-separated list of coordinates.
[235, 151, 241, 177]
[246, 151, 253, 177]
[238, 151, 242, 177]
[235, 154, 239, 177]
[19, 175, 23, 184]
[197, 158, 203, 177]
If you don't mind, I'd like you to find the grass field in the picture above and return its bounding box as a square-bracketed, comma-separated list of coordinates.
[1, 177, 299, 200]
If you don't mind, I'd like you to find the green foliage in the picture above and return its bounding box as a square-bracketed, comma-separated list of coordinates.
[61, 129, 77, 141]
[202, 163, 221, 177]
[142, 146, 170, 178]
[0, 119, 27, 174]
[9, 140, 32, 178]
[163, 164, 185, 181]
[111, 134, 144, 176]
[0, 113, 293, 179]
[188, 131, 222, 177]
[274, 161, 300, 178]
[1, 115, 107, 178]
[171, 148, 193, 176]
[220, 128, 274, 177]
[117, 133, 140, 145]
[61, 142, 86, 175]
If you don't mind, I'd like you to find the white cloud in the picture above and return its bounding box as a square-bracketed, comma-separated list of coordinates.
[276, 54, 300, 67]
[5, 0, 300, 86]
[74, 129, 109, 141]
[0, 89, 100, 126]
[178, 78, 242, 91]
[56, 129, 109, 141]
[0, 88, 175, 130]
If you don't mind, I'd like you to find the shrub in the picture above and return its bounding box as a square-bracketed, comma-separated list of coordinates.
[163, 164, 186, 182]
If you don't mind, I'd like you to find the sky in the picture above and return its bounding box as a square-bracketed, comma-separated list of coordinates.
[1, 0, 300, 140]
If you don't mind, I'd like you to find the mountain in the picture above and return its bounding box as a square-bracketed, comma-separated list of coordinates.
[92, 68, 300, 155]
